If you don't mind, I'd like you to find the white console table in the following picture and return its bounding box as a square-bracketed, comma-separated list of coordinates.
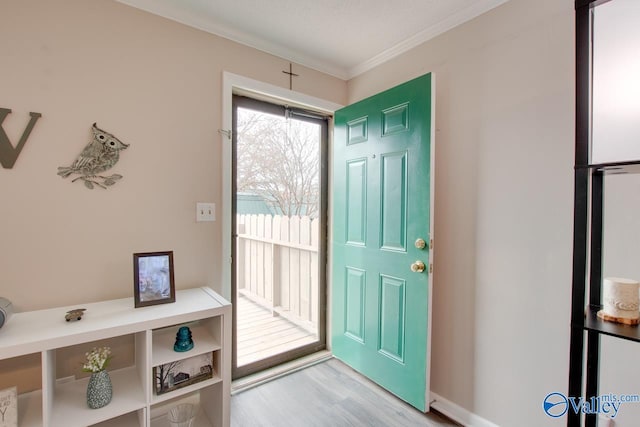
[0, 287, 231, 427]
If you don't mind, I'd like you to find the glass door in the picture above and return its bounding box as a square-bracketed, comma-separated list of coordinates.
[231, 95, 328, 379]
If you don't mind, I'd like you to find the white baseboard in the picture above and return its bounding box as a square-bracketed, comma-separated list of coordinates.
[430, 392, 500, 427]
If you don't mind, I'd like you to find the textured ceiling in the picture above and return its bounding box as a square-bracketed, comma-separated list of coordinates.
[117, 0, 509, 79]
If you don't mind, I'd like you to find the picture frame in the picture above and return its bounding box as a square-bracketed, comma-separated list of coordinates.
[0, 386, 17, 427]
[153, 352, 214, 395]
[133, 251, 175, 308]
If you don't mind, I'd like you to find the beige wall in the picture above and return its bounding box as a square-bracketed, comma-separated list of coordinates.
[0, 0, 345, 314]
[349, 0, 575, 425]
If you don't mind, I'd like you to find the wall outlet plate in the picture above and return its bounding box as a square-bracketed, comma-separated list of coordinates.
[196, 202, 215, 222]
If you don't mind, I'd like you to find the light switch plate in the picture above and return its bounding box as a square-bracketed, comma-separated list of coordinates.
[196, 202, 215, 222]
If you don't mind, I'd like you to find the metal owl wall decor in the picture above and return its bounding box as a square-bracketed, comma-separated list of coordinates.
[58, 123, 129, 189]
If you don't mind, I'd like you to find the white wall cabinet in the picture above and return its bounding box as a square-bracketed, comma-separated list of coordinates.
[0, 287, 231, 427]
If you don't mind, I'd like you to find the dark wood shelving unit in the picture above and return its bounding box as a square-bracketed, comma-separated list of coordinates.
[583, 306, 640, 343]
[569, 1, 640, 426]
[576, 160, 640, 174]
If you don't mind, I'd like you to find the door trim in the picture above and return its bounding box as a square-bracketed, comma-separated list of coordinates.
[222, 72, 342, 378]
[221, 72, 342, 301]
[426, 73, 436, 406]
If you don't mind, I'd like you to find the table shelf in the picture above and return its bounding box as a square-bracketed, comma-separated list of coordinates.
[0, 287, 231, 427]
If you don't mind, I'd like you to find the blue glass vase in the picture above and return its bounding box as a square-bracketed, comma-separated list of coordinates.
[174, 326, 194, 352]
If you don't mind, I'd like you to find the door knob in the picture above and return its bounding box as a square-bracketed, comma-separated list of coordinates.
[410, 260, 426, 273]
[414, 238, 427, 249]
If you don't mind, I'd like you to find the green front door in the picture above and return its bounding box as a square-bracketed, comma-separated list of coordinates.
[332, 73, 434, 411]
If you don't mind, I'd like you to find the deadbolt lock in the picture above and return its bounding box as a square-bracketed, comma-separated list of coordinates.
[414, 238, 427, 249]
[410, 260, 426, 273]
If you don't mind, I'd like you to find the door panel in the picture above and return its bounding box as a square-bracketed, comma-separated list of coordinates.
[346, 159, 367, 245]
[332, 73, 434, 411]
[380, 151, 407, 251]
[345, 267, 366, 342]
[379, 274, 406, 362]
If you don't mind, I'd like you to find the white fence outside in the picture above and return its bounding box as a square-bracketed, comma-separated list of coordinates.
[236, 214, 319, 333]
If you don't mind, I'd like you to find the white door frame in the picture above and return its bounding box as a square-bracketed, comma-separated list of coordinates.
[220, 71, 342, 301]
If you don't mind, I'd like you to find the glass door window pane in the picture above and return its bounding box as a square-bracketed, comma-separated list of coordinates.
[232, 96, 327, 378]
[592, 0, 640, 163]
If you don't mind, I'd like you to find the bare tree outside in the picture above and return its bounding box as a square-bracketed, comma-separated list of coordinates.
[236, 108, 321, 218]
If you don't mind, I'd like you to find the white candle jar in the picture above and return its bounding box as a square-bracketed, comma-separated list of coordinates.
[602, 277, 640, 320]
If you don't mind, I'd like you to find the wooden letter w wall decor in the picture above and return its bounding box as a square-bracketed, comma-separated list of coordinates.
[0, 107, 42, 169]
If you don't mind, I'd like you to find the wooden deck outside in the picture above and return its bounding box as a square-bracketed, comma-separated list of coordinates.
[236, 294, 317, 367]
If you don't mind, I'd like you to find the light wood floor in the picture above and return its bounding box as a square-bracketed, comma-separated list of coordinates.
[231, 358, 460, 427]
[237, 295, 317, 367]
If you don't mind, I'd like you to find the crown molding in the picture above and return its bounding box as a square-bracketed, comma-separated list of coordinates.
[117, 0, 510, 82]
[116, 0, 350, 79]
[347, 0, 510, 79]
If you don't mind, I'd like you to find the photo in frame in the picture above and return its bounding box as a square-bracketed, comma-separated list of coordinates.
[133, 251, 175, 308]
[0, 386, 17, 427]
[153, 352, 214, 395]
